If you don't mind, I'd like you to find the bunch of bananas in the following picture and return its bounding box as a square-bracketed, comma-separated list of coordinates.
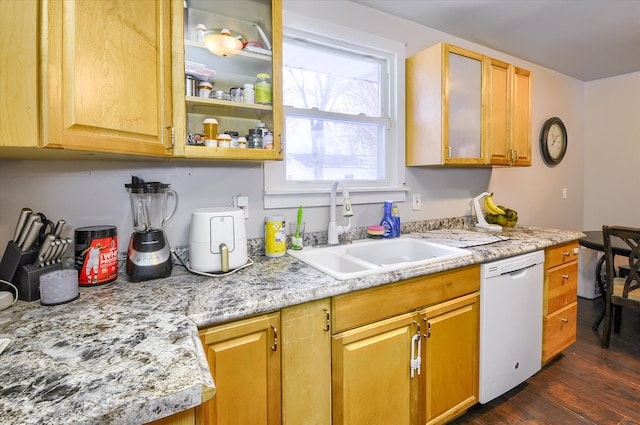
[484, 193, 518, 227]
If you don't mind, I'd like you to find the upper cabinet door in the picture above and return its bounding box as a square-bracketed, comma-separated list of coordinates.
[0, 0, 39, 149]
[509, 66, 532, 166]
[406, 43, 487, 166]
[487, 61, 532, 166]
[444, 45, 485, 165]
[177, 0, 283, 161]
[44, 0, 173, 156]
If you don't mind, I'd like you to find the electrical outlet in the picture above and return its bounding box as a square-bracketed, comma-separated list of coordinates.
[233, 194, 249, 218]
[412, 193, 422, 211]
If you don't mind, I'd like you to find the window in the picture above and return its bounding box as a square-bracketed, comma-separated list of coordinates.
[264, 14, 406, 209]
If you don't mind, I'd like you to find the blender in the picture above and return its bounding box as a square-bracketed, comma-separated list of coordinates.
[124, 176, 178, 281]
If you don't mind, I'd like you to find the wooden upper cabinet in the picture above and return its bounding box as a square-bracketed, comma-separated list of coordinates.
[177, 0, 283, 161]
[407, 43, 486, 166]
[44, 0, 174, 156]
[0, 0, 39, 149]
[510, 66, 532, 166]
[487, 59, 532, 166]
[407, 42, 532, 167]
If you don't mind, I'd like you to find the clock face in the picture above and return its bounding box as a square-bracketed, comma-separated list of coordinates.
[547, 123, 565, 159]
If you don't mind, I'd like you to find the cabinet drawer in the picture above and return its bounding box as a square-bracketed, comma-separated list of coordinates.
[545, 241, 579, 269]
[542, 302, 577, 363]
[544, 262, 578, 315]
[331, 266, 480, 334]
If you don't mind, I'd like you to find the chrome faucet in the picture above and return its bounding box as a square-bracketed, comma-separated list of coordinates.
[328, 179, 353, 245]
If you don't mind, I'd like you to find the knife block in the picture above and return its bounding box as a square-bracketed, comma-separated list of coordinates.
[0, 241, 39, 287]
[17, 262, 63, 302]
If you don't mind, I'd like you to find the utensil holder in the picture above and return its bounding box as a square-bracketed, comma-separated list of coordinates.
[0, 241, 39, 287]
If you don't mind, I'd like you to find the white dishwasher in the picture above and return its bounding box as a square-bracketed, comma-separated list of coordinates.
[479, 250, 544, 404]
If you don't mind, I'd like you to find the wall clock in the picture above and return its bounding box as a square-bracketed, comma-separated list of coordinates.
[540, 117, 568, 165]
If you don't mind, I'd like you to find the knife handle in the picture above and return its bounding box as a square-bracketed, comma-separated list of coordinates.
[54, 220, 66, 237]
[21, 220, 43, 251]
[38, 234, 56, 264]
[16, 213, 39, 248]
[13, 208, 32, 242]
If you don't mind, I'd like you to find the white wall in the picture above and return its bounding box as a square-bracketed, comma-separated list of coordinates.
[0, 1, 601, 251]
[583, 71, 640, 230]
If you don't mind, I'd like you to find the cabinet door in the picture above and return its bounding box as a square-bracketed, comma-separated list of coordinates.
[0, 0, 38, 149]
[444, 45, 485, 165]
[179, 0, 283, 160]
[487, 58, 510, 165]
[422, 293, 479, 425]
[45, 0, 173, 156]
[198, 313, 281, 425]
[281, 299, 332, 425]
[332, 312, 420, 425]
[510, 66, 532, 166]
[487, 60, 532, 166]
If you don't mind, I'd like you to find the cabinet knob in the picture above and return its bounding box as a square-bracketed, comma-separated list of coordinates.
[561, 318, 569, 323]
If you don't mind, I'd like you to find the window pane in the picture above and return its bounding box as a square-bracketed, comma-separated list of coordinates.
[283, 40, 382, 117]
[285, 116, 386, 181]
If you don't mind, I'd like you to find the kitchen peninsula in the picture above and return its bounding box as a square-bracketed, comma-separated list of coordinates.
[0, 223, 583, 424]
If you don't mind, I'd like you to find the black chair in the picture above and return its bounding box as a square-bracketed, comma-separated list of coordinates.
[601, 225, 640, 349]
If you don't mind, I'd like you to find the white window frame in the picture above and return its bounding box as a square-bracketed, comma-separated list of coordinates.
[263, 10, 407, 209]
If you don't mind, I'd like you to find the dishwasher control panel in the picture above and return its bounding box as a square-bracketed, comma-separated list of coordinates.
[482, 250, 544, 278]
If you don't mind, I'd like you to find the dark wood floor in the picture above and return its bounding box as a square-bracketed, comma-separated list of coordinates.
[452, 297, 640, 425]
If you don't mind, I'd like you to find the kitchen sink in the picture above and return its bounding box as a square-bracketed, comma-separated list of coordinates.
[288, 236, 472, 280]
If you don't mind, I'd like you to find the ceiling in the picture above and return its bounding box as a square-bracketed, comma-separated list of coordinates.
[351, 0, 640, 81]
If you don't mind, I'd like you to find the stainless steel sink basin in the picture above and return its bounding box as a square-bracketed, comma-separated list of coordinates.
[288, 236, 472, 280]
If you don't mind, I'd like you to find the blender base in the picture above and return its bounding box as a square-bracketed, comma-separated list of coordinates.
[126, 230, 173, 282]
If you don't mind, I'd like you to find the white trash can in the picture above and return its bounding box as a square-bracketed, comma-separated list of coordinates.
[578, 246, 602, 299]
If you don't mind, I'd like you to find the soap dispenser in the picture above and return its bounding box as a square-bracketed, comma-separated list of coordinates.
[380, 201, 396, 239]
[391, 205, 401, 237]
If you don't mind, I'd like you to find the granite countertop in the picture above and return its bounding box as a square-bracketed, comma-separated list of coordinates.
[0, 225, 584, 424]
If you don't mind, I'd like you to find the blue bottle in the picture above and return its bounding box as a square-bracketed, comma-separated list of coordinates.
[380, 201, 396, 239]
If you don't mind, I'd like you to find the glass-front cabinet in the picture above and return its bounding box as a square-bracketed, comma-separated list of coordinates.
[176, 0, 283, 160]
[406, 42, 532, 167]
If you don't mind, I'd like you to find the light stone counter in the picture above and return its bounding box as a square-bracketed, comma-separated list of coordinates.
[0, 223, 584, 424]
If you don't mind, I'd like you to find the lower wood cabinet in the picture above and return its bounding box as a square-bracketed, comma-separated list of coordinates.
[164, 267, 480, 425]
[281, 299, 332, 425]
[422, 293, 479, 425]
[332, 312, 420, 425]
[198, 312, 281, 425]
[542, 241, 579, 364]
[330, 266, 480, 425]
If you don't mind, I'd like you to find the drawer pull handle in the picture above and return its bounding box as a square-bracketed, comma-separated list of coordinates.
[563, 251, 570, 257]
[270, 325, 278, 351]
[562, 274, 570, 282]
[561, 318, 569, 323]
[323, 308, 330, 332]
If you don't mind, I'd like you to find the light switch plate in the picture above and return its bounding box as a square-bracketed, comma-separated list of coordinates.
[412, 193, 422, 211]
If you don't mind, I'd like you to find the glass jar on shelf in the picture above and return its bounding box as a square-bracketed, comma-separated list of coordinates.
[255, 73, 272, 105]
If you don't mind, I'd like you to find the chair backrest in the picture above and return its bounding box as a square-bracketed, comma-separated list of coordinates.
[603, 225, 640, 299]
